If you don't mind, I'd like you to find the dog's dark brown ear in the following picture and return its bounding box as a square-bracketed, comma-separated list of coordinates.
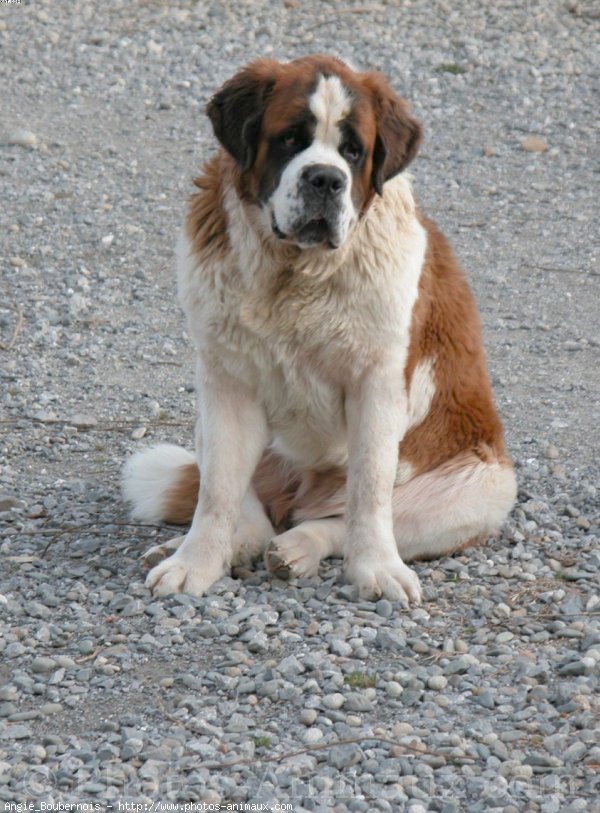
[206, 62, 278, 172]
[366, 74, 422, 195]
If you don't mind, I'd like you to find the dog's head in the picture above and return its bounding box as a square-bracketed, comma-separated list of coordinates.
[207, 55, 422, 250]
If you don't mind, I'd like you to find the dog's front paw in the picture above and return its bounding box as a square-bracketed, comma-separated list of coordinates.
[344, 552, 422, 604]
[145, 547, 227, 598]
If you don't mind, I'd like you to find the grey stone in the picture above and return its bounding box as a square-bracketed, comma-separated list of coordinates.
[31, 657, 57, 674]
[336, 584, 360, 601]
[375, 628, 406, 650]
[0, 495, 26, 512]
[344, 692, 374, 712]
[329, 639, 353, 657]
[300, 709, 318, 726]
[376, 599, 394, 618]
[302, 727, 323, 745]
[327, 743, 363, 769]
[322, 693, 345, 710]
[81, 783, 106, 794]
[445, 655, 478, 675]
[5, 129, 38, 148]
[121, 738, 145, 760]
[0, 686, 18, 702]
[180, 673, 203, 690]
[276, 655, 305, 677]
[557, 660, 586, 676]
[562, 741, 587, 762]
[1, 725, 31, 740]
[5, 643, 26, 658]
[474, 689, 496, 709]
[524, 752, 562, 768]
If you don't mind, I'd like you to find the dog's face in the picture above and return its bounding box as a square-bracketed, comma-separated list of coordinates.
[207, 55, 422, 250]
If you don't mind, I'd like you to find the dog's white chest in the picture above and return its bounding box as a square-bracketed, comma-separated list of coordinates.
[178, 179, 427, 471]
[218, 299, 352, 469]
[262, 358, 348, 468]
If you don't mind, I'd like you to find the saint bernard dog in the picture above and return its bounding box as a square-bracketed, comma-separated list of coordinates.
[122, 55, 517, 604]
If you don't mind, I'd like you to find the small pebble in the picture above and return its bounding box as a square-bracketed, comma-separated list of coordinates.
[300, 709, 318, 726]
[322, 693, 345, 710]
[376, 599, 393, 618]
[31, 657, 57, 674]
[6, 129, 38, 148]
[521, 135, 548, 152]
[302, 727, 323, 745]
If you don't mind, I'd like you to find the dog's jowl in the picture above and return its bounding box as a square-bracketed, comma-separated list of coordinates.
[122, 55, 517, 603]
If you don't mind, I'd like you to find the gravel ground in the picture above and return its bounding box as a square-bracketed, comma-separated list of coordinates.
[1, 1, 599, 811]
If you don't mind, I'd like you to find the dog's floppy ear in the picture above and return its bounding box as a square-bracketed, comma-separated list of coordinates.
[366, 74, 422, 195]
[206, 61, 278, 172]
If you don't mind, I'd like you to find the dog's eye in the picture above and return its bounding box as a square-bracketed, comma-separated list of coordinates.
[279, 130, 301, 149]
[341, 141, 363, 164]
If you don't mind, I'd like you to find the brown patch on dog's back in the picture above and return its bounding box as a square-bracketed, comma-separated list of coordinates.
[400, 216, 506, 476]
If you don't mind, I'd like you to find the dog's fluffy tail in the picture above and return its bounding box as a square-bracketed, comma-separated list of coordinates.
[121, 444, 199, 524]
[121, 443, 336, 530]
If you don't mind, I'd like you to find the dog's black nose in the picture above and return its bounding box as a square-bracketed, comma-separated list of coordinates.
[302, 164, 347, 197]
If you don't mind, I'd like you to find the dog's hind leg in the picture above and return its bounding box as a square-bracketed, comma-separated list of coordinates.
[390, 453, 517, 562]
[142, 535, 187, 569]
[272, 452, 516, 579]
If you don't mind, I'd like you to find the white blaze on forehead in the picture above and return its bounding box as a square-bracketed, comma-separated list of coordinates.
[309, 74, 352, 147]
[266, 73, 357, 246]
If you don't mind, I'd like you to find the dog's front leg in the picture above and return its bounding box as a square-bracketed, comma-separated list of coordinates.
[146, 358, 268, 597]
[343, 361, 422, 604]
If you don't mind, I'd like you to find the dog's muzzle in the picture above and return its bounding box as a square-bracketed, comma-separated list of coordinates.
[272, 164, 348, 249]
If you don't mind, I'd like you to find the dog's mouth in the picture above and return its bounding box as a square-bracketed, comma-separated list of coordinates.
[271, 212, 340, 250]
[297, 215, 332, 247]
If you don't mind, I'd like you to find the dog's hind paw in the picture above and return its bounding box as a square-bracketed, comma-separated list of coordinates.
[265, 528, 323, 579]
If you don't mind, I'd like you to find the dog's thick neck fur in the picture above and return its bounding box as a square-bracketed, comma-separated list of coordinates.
[207, 151, 419, 288]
